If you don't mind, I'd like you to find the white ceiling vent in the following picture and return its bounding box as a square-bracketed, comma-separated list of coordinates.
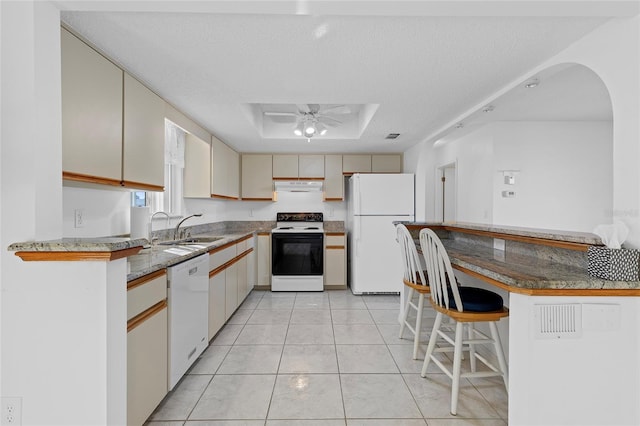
[385, 133, 400, 140]
[534, 304, 582, 339]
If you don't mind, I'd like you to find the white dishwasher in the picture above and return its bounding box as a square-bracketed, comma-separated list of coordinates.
[167, 253, 209, 390]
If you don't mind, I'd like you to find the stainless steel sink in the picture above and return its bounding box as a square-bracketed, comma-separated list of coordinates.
[157, 236, 223, 246]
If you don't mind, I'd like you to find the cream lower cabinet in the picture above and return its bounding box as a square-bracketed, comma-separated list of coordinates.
[325, 233, 347, 289]
[225, 262, 238, 320]
[256, 233, 271, 288]
[236, 255, 248, 303]
[208, 269, 226, 340]
[127, 271, 168, 426]
[208, 236, 256, 333]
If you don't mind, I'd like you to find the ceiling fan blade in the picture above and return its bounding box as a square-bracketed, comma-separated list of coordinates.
[323, 120, 341, 128]
[264, 111, 297, 117]
[319, 104, 351, 114]
[270, 116, 298, 123]
[317, 114, 342, 124]
[264, 111, 298, 123]
[296, 104, 311, 113]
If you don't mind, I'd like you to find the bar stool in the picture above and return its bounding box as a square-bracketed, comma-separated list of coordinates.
[396, 224, 431, 359]
[419, 227, 509, 416]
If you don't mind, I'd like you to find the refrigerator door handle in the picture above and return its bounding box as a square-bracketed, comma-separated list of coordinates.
[355, 215, 362, 257]
[353, 174, 361, 216]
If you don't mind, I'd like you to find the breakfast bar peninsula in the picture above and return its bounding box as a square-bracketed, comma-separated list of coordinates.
[399, 222, 640, 426]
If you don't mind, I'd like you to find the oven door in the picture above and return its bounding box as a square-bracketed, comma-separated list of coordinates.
[272, 232, 324, 277]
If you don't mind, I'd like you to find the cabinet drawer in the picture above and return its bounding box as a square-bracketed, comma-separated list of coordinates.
[325, 234, 345, 247]
[210, 245, 235, 270]
[236, 239, 247, 255]
[127, 271, 167, 321]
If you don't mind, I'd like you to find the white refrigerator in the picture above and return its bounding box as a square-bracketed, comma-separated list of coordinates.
[347, 173, 415, 294]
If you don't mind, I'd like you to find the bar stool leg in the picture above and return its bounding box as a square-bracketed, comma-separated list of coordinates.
[413, 293, 425, 359]
[421, 312, 443, 377]
[399, 287, 415, 338]
[468, 323, 477, 372]
[451, 321, 464, 416]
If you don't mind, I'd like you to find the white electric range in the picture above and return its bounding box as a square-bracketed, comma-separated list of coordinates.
[271, 212, 324, 291]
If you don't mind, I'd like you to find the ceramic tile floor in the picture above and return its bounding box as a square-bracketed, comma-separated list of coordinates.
[145, 290, 508, 426]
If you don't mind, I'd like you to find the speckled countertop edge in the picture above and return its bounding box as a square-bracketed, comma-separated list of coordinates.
[8, 237, 148, 252]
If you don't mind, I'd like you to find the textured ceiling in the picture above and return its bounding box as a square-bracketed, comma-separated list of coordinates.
[58, 1, 636, 154]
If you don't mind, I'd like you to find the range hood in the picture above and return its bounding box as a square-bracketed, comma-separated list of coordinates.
[274, 180, 323, 192]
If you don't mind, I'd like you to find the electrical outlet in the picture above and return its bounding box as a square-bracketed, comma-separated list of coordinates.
[74, 209, 84, 228]
[1, 397, 22, 425]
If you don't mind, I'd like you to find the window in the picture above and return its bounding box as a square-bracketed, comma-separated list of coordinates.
[131, 120, 186, 216]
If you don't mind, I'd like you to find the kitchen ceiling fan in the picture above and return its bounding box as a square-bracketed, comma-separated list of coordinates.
[263, 104, 351, 139]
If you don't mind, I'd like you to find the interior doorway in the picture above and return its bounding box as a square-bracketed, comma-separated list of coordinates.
[435, 162, 456, 222]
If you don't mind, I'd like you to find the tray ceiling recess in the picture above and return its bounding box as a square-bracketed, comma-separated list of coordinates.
[249, 103, 378, 140]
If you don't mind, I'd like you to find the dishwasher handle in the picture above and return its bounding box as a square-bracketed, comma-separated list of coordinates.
[188, 266, 198, 275]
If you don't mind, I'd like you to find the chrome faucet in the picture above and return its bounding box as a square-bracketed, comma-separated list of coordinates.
[149, 211, 170, 244]
[174, 213, 203, 240]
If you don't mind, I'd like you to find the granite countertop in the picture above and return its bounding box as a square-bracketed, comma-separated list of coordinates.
[8, 220, 347, 282]
[440, 239, 640, 291]
[400, 221, 603, 245]
[8, 237, 148, 252]
[127, 230, 254, 282]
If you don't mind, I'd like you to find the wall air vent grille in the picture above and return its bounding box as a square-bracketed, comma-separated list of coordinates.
[385, 133, 400, 139]
[534, 304, 582, 339]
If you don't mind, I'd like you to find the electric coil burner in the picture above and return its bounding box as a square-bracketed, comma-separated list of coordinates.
[271, 212, 324, 291]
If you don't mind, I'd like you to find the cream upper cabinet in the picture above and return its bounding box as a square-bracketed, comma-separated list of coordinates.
[324, 154, 343, 201]
[183, 133, 211, 198]
[299, 155, 325, 178]
[241, 154, 273, 200]
[61, 28, 123, 186]
[273, 154, 299, 179]
[342, 155, 372, 174]
[122, 73, 165, 191]
[372, 154, 402, 173]
[211, 136, 239, 199]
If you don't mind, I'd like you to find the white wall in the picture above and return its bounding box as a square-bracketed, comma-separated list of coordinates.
[60, 187, 348, 238]
[445, 125, 495, 224]
[403, 141, 430, 221]
[63, 186, 131, 237]
[410, 16, 639, 426]
[186, 190, 347, 223]
[492, 121, 612, 231]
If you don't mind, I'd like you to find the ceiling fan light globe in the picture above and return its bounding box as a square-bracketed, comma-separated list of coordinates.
[304, 125, 316, 136]
[294, 128, 303, 136]
[319, 128, 328, 136]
